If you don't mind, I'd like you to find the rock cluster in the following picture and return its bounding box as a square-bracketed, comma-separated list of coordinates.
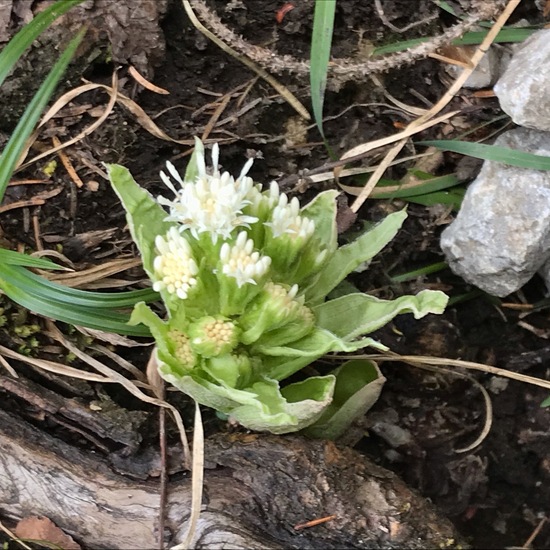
[441, 29, 550, 296]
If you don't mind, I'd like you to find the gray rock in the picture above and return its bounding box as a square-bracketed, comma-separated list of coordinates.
[445, 46, 500, 89]
[494, 30, 550, 130]
[440, 128, 550, 297]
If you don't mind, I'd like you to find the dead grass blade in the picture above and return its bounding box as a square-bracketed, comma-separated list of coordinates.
[364, 351, 494, 453]
[338, 110, 458, 167]
[128, 65, 170, 95]
[344, 0, 522, 213]
[0, 343, 110, 383]
[356, 352, 550, 391]
[0, 521, 32, 550]
[0, 354, 18, 377]
[45, 323, 191, 467]
[181, 0, 310, 121]
[42, 258, 143, 287]
[171, 401, 204, 550]
[18, 75, 119, 172]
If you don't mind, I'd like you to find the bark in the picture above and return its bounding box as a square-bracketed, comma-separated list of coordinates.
[0, 408, 465, 549]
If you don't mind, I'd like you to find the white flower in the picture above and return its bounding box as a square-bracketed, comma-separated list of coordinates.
[158, 143, 258, 243]
[153, 227, 199, 299]
[219, 231, 271, 287]
[265, 192, 315, 239]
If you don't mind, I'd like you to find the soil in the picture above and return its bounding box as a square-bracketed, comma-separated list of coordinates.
[1, 0, 550, 548]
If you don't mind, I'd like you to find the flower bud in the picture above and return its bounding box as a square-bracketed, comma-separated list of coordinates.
[167, 328, 197, 371]
[188, 315, 240, 358]
[262, 193, 316, 280]
[239, 282, 309, 344]
[253, 303, 316, 348]
[153, 227, 199, 300]
[204, 352, 253, 388]
[217, 231, 271, 315]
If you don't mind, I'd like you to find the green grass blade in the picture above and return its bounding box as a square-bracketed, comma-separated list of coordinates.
[431, 0, 459, 16]
[0, 28, 86, 200]
[390, 261, 448, 284]
[310, 0, 336, 139]
[405, 188, 465, 209]
[0, 277, 151, 336]
[0, 264, 158, 309]
[0, 0, 83, 87]
[420, 140, 550, 170]
[0, 248, 67, 270]
[0, 265, 152, 336]
[372, 174, 460, 199]
[373, 27, 538, 56]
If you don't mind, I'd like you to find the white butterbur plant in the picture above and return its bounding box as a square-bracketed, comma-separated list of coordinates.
[107, 139, 448, 438]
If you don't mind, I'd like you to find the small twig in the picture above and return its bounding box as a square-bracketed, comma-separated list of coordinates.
[201, 94, 231, 142]
[521, 516, 547, 549]
[294, 515, 337, 531]
[158, 389, 167, 550]
[32, 211, 43, 251]
[52, 135, 84, 188]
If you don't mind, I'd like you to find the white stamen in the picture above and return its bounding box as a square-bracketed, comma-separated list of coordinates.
[157, 145, 259, 243]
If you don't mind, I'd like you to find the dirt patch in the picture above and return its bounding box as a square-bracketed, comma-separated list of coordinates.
[1, 0, 550, 547]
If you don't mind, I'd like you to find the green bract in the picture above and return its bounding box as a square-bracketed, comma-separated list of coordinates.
[107, 139, 448, 437]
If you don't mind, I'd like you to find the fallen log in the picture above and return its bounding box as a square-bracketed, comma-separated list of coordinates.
[0, 408, 464, 549]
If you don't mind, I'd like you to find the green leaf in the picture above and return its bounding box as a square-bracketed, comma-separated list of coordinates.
[420, 140, 550, 170]
[258, 327, 385, 381]
[307, 210, 408, 304]
[372, 174, 460, 198]
[310, 0, 336, 139]
[305, 359, 385, 439]
[300, 189, 339, 255]
[160, 363, 335, 434]
[0, 0, 84, 87]
[314, 289, 448, 341]
[107, 164, 173, 277]
[0, 28, 86, 200]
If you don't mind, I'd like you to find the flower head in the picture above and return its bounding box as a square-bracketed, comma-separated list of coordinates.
[167, 329, 197, 368]
[153, 227, 199, 299]
[265, 192, 315, 240]
[188, 315, 240, 357]
[219, 231, 271, 287]
[158, 144, 258, 243]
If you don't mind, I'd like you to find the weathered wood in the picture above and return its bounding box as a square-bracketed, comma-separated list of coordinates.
[0, 408, 465, 549]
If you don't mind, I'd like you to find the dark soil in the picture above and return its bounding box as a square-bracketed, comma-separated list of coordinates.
[1, 0, 550, 548]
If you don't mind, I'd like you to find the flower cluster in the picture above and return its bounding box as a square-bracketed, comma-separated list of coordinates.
[148, 141, 324, 387]
[109, 138, 448, 436]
